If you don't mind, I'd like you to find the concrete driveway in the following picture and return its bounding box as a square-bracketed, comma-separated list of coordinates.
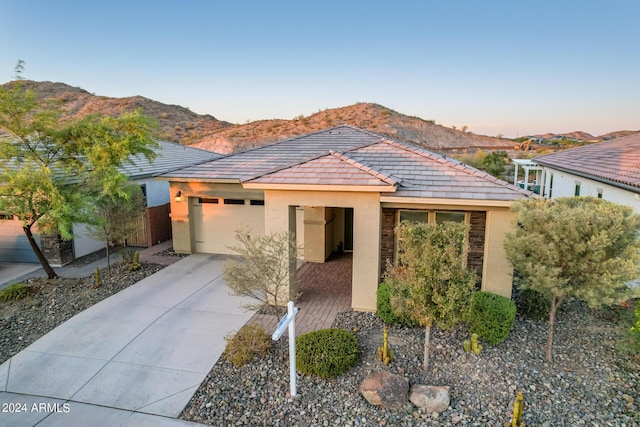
[0, 254, 256, 426]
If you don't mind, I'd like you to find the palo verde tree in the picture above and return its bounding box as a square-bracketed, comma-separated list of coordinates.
[86, 180, 146, 278]
[386, 221, 477, 371]
[504, 197, 640, 361]
[0, 66, 158, 278]
[224, 227, 301, 315]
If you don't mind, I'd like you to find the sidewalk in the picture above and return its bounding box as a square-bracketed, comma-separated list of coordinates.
[0, 241, 180, 290]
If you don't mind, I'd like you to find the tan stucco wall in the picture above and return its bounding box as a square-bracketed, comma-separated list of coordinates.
[265, 190, 381, 312]
[482, 209, 516, 298]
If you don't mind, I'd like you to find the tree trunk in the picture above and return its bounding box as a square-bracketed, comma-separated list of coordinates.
[423, 324, 431, 371]
[23, 224, 57, 279]
[546, 295, 559, 362]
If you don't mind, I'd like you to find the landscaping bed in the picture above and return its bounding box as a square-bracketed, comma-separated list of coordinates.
[0, 262, 164, 364]
[181, 299, 639, 426]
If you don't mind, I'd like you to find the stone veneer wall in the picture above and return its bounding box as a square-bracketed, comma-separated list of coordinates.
[468, 211, 486, 287]
[378, 208, 487, 287]
[40, 234, 74, 266]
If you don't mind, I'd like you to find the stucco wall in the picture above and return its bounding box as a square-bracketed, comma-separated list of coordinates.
[265, 190, 381, 312]
[543, 168, 640, 214]
[136, 178, 170, 208]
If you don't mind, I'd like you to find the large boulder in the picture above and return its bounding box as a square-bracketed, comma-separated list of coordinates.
[360, 371, 409, 409]
[409, 385, 450, 412]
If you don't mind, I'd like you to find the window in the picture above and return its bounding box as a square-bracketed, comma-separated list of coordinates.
[198, 197, 219, 204]
[597, 189, 603, 199]
[548, 174, 554, 198]
[399, 210, 429, 224]
[224, 199, 245, 205]
[574, 182, 581, 196]
[139, 184, 148, 207]
[250, 200, 265, 206]
[0, 213, 12, 220]
[435, 211, 466, 224]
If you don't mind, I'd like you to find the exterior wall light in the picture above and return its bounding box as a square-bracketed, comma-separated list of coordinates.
[175, 191, 182, 202]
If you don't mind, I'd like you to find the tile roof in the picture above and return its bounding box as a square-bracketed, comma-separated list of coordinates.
[121, 140, 220, 179]
[534, 134, 640, 191]
[161, 125, 533, 201]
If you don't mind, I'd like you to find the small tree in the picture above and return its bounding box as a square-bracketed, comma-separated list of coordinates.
[224, 228, 301, 315]
[505, 197, 640, 361]
[86, 181, 146, 277]
[386, 221, 477, 371]
[480, 150, 509, 179]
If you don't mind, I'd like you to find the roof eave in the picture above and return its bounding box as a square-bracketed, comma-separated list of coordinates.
[155, 176, 241, 184]
[380, 196, 524, 207]
[537, 163, 640, 194]
[242, 182, 397, 193]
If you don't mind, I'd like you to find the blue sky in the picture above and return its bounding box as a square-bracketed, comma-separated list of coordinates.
[2, 1, 638, 137]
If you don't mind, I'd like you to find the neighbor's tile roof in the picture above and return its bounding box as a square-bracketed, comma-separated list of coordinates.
[534, 133, 640, 191]
[121, 140, 220, 179]
[162, 125, 532, 201]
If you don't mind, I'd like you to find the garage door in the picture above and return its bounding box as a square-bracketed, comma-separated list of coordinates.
[0, 217, 40, 263]
[192, 197, 265, 255]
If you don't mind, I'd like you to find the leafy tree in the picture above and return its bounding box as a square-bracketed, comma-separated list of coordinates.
[504, 197, 640, 361]
[86, 181, 146, 277]
[480, 150, 509, 179]
[386, 221, 476, 371]
[224, 228, 301, 315]
[0, 75, 157, 278]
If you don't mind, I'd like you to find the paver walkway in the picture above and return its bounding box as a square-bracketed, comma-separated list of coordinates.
[248, 252, 353, 335]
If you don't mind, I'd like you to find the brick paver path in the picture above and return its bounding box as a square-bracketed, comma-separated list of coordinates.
[248, 252, 353, 336]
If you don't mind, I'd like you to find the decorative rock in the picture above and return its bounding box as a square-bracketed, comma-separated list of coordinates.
[409, 385, 450, 412]
[360, 371, 409, 409]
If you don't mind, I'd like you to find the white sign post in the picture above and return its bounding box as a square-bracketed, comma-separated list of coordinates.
[272, 301, 299, 397]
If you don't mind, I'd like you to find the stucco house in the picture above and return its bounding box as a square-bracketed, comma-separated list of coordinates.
[0, 140, 219, 265]
[159, 125, 534, 312]
[532, 133, 640, 213]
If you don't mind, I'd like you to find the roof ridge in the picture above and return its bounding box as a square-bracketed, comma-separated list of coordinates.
[328, 150, 398, 186]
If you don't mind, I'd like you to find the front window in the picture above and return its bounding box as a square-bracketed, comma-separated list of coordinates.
[435, 211, 466, 224]
[399, 210, 429, 224]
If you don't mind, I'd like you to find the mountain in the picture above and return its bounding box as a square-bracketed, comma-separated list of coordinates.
[3, 80, 233, 144]
[532, 130, 639, 142]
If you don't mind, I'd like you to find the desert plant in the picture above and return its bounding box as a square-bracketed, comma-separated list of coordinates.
[0, 282, 32, 301]
[468, 291, 516, 345]
[376, 282, 416, 326]
[296, 328, 359, 378]
[509, 391, 525, 427]
[223, 324, 272, 367]
[94, 267, 101, 287]
[516, 288, 551, 320]
[376, 326, 394, 365]
[463, 333, 482, 355]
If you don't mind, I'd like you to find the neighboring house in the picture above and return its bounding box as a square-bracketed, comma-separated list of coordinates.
[0, 141, 219, 265]
[532, 133, 640, 213]
[159, 125, 534, 312]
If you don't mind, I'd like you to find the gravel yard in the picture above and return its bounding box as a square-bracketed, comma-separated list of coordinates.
[181, 300, 639, 426]
[0, 262, 163, 364]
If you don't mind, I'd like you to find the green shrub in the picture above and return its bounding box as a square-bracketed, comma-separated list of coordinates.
[376, 282, 417, 326]
[296, 328, 359, 378]
[468, 291, 516, 345]
[0, 283, 32, 301]
[224, 324, 272, 366]
[516, 288, 551, 320]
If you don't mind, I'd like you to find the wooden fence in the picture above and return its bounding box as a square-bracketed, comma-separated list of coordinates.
[125, 203, 172, 247]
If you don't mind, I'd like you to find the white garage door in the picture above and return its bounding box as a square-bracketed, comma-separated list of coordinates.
[0, 216, 40, 263]
[192, 197, 265, 255]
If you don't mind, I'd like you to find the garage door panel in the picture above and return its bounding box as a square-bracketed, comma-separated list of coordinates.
[0, 219, 40, 263]
[193, 200, 264, 254]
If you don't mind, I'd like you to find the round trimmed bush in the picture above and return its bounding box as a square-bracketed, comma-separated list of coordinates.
[468, 291, 516, 345]
[296, 328, 359, 378]
[376, 282, 417, 326]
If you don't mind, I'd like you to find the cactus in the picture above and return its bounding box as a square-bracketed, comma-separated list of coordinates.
[508, 391, 525, 427]
[376, 326, 395, 365]
[94, 267, 101, 287]
[464, 333, 483, 355]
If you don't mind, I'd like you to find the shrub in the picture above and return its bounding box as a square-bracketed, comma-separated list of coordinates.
[516, 288, 551, 320]
[0, 283, 32, 301]
[224, 324, 272, 366]
[376, 282, 417, 326]
[468, 291, 516, 345]
[296, 328, 359, 378]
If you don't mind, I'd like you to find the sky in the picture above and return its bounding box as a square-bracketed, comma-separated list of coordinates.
[2, 1, 638, 138]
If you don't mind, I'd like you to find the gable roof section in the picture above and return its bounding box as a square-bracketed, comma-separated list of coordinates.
[534, 134, 640, 192]
[121, 140, 221, 180]
[160, 126, 385, 182]
[161, 125, 533, 202]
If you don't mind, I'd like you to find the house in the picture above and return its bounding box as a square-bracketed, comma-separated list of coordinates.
[0, 141, 219, 265]
[159, 125, 534, 312]
[532, 133, 640, 213]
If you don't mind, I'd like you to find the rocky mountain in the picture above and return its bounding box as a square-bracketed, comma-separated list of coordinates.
[532, 130, 639, 142]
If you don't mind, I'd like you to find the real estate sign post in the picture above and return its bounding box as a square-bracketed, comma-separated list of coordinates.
[272, 301, 299, 397]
